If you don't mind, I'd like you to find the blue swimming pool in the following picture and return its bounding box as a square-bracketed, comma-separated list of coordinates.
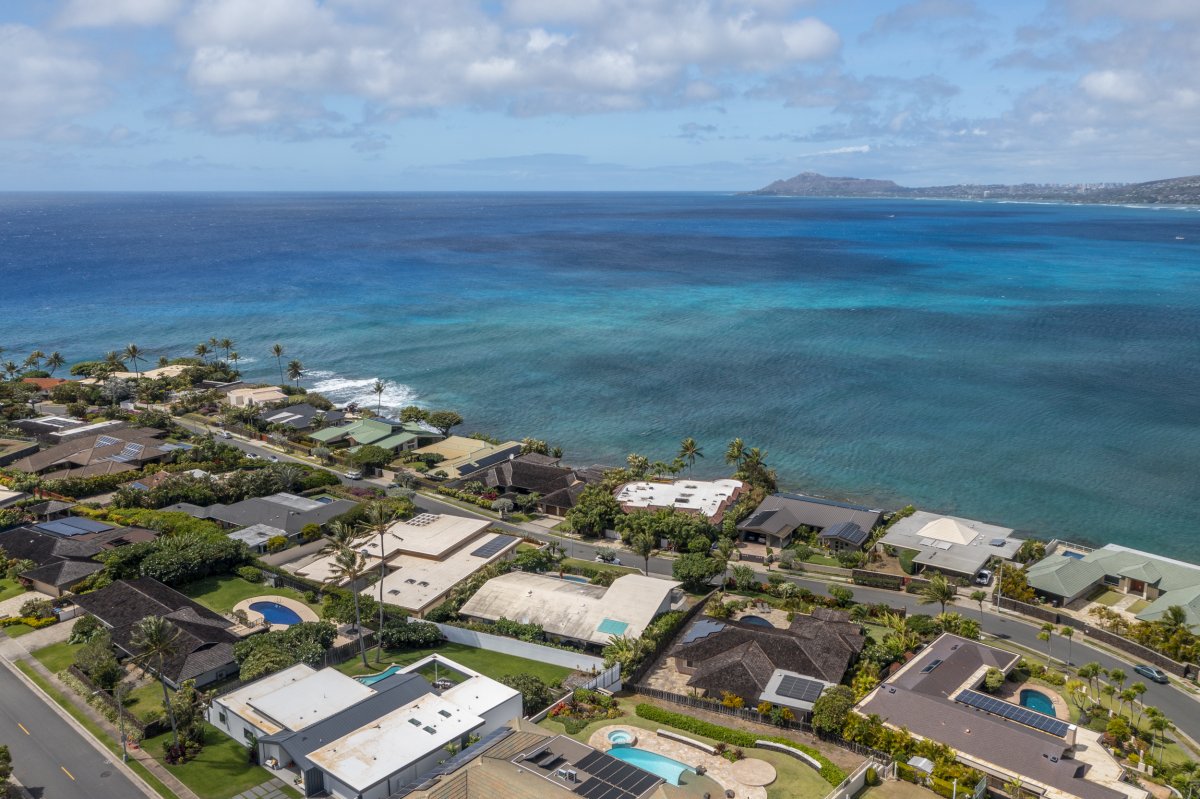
[358, 665, 403, 686]
[606, 747, 695, 785]
[740, 615, 774, 627]
[250, 601, 303, 626]
[1020, 689, 1056, 717]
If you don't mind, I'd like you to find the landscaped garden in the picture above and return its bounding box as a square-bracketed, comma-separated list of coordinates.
[334, 641, 573, 685]
[142, 722, 300, 799]
[180, 574, 320, 617]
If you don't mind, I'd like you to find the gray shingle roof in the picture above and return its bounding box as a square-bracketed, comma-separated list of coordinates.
[739, 493, 883, 535]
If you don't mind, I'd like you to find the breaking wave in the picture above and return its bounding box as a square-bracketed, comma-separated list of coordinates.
[307, 371, 419, 414]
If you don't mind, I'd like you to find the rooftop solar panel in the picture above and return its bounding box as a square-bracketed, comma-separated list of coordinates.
[954, 689, 1071, 737]
[36, 520, 89, 537]
[573, 750, 661, 799]
[95, 435, 122, 447]
[776, 675, 825, 703]
[57, 517, 113, 533]
[470, 534, 519, 559]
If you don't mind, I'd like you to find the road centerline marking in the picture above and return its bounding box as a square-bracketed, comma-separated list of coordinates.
[17, 723, 30, 735]
[61, 766, 76, 780]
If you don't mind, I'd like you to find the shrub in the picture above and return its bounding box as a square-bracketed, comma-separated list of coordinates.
[380, 620, 443, 650]
[982, 667, 1005, 693]
[265, 535, 289, 553]
[634, 704, 846, 785]
[19, 598, 55, 619]
[237, 566, 263, 583]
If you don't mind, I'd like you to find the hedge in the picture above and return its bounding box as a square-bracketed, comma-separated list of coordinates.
[634, 703, 846, 785]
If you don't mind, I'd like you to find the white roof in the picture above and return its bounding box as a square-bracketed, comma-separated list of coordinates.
[263, 492, 325, 512]
[0, 488, 29, 508]
[614, 478, 745, 521]
[382, 513, 492, 559]
[228, 524, 287, 547]
[306, 693, 484, 792]
[217, 664, 317, 735]
[459, 572, 680, 646]
[879, 510, 1020, 576]
[361, 532, 519, 613]
[402, 654, 521, 716]
[247, 667, 374, 732]
[48, 419, 124, 438]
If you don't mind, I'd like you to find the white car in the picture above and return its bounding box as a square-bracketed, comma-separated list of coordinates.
[594, 553, 622, 566]
[267, 455, 279, 462]
[343, 470, 363, 480]
[975, 569, 993, 586]
[246, 452, 260, 460]
[219, 431, 232, 439]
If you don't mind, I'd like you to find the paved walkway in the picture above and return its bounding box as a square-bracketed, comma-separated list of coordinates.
[230, 778, 289, 799]
[0, 590, 41, 618]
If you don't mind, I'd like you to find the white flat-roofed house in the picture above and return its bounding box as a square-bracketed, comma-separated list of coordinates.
[227, 386, 288, 407]
[289, 513, 520, 617]
[208, 655, 521, 799]
[613, 478, 747, 525]
[459, 572, 682, 649]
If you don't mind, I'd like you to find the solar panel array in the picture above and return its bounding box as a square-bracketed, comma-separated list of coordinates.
[954, 689, 1072, 737]
[35, 518, 114, 537]
[776, 675, 825, 703]
[470, 534, 519, 558]
[95, 435, 122, 448]
[572, 750, 661, 799]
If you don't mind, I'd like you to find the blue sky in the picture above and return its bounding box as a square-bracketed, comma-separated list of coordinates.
[2, 0, 1196, 190]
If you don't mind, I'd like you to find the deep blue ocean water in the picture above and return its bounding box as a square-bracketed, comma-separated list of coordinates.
[2, 193, 1199, 557]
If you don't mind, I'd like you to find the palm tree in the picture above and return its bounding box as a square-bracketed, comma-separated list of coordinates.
[123, 344, 144, 380]
[1101, 682, 1116, 710]
[360, 502, 400, 662]
[724, 438, 745, 468]
[1038, 623, 1054, 664]
[630, 531, 657, 575]
[103, 350, 126, 370]
[44, 351, 65, 375]
[1108, 667, 1127, 692]
[326, 546, 372, 668]
[1078, 662, 1103, 698]
[2, 361, 19, 381]
[130, 616, 182, 746]
[219, 338, 234, 360]
[373, 379, 385, 414]
[1130, 682, 1147, 727]
[271, 343, 285, 384]
[1118, 687, 1137, 719]
[228, 351, 240, 375]
[1148, 711, 1171, 760]
[287, 359, 304, 388]
[678, 437, 703, 474]
[273, 464, 305, 492]
[970, 589, 987, 620]
[25, 350, 45, 369]
[194, 342, 210, 362]
[322, 520, 368, 554]
[918, 573, 955, 615]
[1060, 625, 1075, 664]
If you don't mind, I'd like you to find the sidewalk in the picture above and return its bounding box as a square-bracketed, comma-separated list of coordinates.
[0, 635, 197, 799]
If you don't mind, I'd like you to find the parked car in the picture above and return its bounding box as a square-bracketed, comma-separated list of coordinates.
[219, 430, 232, 439]
[594, 553, 621, 565]
[1133, 664, 1169, 684]
[974, 569, 993, 586]
[267, 454, 279, 462]
[343, 469, 363, 480]
[246, 452, 260, 460]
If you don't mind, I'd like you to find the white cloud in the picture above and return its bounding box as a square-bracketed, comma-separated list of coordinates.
[58, 0, 182, 28]
[0, 25, 105, 139]
[1079, 70, 1145, 103]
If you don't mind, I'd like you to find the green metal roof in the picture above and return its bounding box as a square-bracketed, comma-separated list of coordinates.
[1026, 556, 1107, 599]
[1135, 585, 1200, 632]
[372, 432, 418, 451]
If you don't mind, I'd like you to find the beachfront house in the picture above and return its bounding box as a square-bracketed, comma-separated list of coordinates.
[257, 402, 345, 432]
[407, 436, 524, 479]
[737, 492, 883, 550]
[459, 572, 682, 650]
[285, 513, 520, 617]
[308, 417, 442, 455]
[876, 510, 1020, 580]
[613, 478, 747, 525]
[207, 655, 521, 799]
[227, 386, 289, 407]
[856, 633, 1144, 799]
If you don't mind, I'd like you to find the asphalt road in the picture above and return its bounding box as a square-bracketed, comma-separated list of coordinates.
[183, 419, 1200, 743]
[0, 662, 145, 799]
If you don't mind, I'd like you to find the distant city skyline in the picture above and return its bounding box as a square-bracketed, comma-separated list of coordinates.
[2, 0, 1196, 191]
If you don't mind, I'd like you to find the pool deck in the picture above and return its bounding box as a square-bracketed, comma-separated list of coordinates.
[232, 595, 319, 632]
[589, 724, 773, 799]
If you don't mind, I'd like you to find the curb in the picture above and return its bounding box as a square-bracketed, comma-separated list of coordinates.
[0, 655, 164, 799]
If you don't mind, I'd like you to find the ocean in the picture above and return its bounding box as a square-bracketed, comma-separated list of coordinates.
[2, 192, 1199, 557]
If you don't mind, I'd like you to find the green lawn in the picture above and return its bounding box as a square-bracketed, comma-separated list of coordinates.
[143, 722, 298, 799]
[898, 548, 919, 575]
[803, 553, 842, 567]
[0, 576, 27, 602]
[539, 697, 832, 799]
[1127, 599, 1151, 614]
[863, 623, 891, 643]
[125, 680, 168, 723]
[1092, 590, 1123, 607]
[335, 642, 573, 686]
[32, 639, 83, 673]
[4, 622, 43, 638]
[180, 575, 321, 616]
[563, 557, 638, 577]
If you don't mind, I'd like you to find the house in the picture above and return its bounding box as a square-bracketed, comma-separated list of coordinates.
[24, 515, 156, 546]
[450, 454, 580, 498]
[72, 578, 240, 688]
[308, 418, 443, 454]
[0, 437, 39, 467]
[408, 436, 524, 479]
[227, 386, 289, 407]
[79, 364, 188, 383]
[856, 633, 1143, 799]
[0, 525, 105, 596]
[257, 403, 345, 432]
[165, 492, 357, 538]
[669, 609, 865, 712]
[460, 572, 682, 649]
[613, 478, 747, 525]
[393, 725, 669, 799]
[10, 415, 122, 442]
[0, 488, 29, 509]
[817, 521, 871, 553]
[288, 513, 519, 617]
[738, 493, 883, 550]
[21, 377, 67, 397]
[876, 511, 1021, 579]
[121, 468, 209, 492]
[1028, 544, 1200, 628]
[537, 465, 610, 516]
[23, 499, 78, 521]
[9, 427, 177, 479]
[208, 655, 522, 799]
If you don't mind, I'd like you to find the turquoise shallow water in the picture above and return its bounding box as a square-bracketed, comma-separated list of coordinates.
[2, 193, 1199, 556]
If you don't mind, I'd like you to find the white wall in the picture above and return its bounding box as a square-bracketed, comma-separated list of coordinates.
[207, 700, 263, 750]
[420, 620, 606, 672]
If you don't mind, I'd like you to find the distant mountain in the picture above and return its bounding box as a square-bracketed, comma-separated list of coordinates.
[746, 172, 1200, 205]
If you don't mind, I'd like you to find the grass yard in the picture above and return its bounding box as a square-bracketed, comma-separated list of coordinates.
[803, 553, 842, 567]
[538, 697, 833, 799]
[863, 623, 892, 643]
[143, 722, 299, 799]
[125, 680, 168, 722]
[32, 639, 82, 673]
[4, 622, 43, 638]
[1092, 590, 1124, 607]
[180, 575, 321, 617]
[898, 548, 919, 575]
[563, 557, 638, 577]
[335, 642, 574, 686]
[1127, 599, 1151, 614]
[0, 577, 27, 602]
